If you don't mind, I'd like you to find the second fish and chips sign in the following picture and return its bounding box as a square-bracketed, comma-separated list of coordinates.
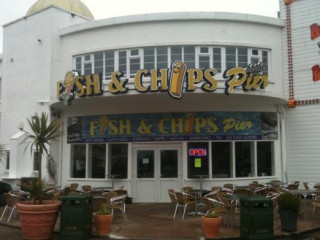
[67, 112, 277, 143]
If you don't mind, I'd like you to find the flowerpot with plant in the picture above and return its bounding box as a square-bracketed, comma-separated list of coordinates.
[278, 192, 300, 232]
[16, 113, 62, 240]
[201, 211, 222, 238]
[93, 203, 113, 236]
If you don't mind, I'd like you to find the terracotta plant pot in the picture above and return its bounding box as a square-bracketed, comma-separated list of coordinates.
[201, 216, 222, 238]
[94, 214, 113, 236]
[16, 200, 61, 240]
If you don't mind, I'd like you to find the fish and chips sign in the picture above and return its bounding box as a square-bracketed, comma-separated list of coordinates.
[57, 61, 268, 105]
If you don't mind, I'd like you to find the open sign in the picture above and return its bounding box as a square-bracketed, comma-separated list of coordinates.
[189, 148, 207, 156]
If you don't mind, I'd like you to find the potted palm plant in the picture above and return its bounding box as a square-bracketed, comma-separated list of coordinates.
[16, 113, 62, 240]
[93, 203, 113, 236]
[201, 210, 222, 238]
[278, 192, 300, 232]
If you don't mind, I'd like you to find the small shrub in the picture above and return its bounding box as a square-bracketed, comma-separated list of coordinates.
[278, 192, 300, 213]
[96, 204, 111, 215]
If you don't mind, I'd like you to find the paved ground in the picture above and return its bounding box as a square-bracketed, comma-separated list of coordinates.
[1, 202, 320, 239]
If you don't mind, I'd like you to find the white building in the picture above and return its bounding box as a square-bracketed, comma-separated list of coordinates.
[1, 0, 309, 203]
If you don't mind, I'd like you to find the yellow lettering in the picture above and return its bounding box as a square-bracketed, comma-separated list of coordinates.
[207, 117, 218, 133]
[187, 68, 203, 91]
[202, 68, 217, 91]
[195, 118, 206, 133]
[75, 77, 85, 97]
[223, 118, 235, 133]
[159, 119, 169, 134]
[90, 121, 96, 136]
[135, 69, 149, 92]
[108, 120, 118, 135]
[224, 68, 247, 94]
[170, 118, 184, 133]
[109, 72, 128, 93]
[119, 120, 131, 134]
[85, 74, 101, 95]
[261, 74, 269, 89]
[150, 69, 168, 91]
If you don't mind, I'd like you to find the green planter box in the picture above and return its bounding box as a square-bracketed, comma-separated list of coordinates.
[240, 195, 274, 240]
[60, 194, 93, 240]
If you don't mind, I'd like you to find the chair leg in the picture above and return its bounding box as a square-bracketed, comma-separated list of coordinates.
[0, 206, 8, 221]
[7, 206, 16, 222]
[173, 203, 179, 219]
[182, 205, 187, 220]
[120, 208, 128, 224]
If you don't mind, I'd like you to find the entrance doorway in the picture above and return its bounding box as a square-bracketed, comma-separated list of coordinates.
[132, 145, 182, 202]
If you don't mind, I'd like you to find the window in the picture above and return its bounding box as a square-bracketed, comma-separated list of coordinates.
[71, 144, 86, 178]
[94, 52, 104, 75]
[235, 142, 254, 178]
[74, 46, 269, 80]
[144, 47, 155, 70]
[129, 49, 142, 77]
[183, 46, 195, 68]
[88, 144, 106, 178]
[108, 144, 128, 179]
[211, 142, 232, 178]
[187, 142, 209, 178]
[257, 141, 273, 176]
[171, 46, 182, 62]
[105, 50, 115, 80]
[156, 47, 168, 69]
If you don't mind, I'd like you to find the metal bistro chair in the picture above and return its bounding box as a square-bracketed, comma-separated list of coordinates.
[106, 194, 128, 224]
[168, 189, 177, 208]
[0, 193, 21, 222]
[173, 191, 196, 220]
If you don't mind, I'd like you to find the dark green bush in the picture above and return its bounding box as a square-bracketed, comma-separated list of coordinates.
[278, 192, 300, 213]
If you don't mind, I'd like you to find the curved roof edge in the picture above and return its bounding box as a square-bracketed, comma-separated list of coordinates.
[60, 11, 285, 37]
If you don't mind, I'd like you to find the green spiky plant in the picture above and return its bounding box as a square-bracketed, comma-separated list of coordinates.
[24, 113, 62, 180]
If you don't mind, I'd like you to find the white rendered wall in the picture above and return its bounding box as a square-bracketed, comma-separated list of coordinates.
[0, 7, 90, 180]
[280, 0, 320, 184]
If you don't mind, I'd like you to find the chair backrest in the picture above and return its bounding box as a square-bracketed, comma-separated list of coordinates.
[70, 183, 79, 190]
[168, 189, 177, 203]
[82, 185, 92, 192]
[4, 193, 20, 207]
[182, 186, 193, 193]
[287, 183, 299, 190]
[104, 191, 118, 202]
[223, 184, 235, 192]
[175, 191, 188, 205]
[114, 189, 128, 196]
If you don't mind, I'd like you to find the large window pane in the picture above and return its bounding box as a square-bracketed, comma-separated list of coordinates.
[257, 142, 273, 176]
[199, 56, 210, 69]
[156, 47, 168, 69]
[161, 150, 178, 178]
[94, 52, 104, 75]
[238, 47, 248, 68]
[88, 144, 106, 179]
[226, 47, 236, 69]
[262, 50, 269, 75]
[235, 142, 254, 178]
[144, 47, 155, 69]
[137, 150, 154, 178]
[213, 48, 221, 73]
[109, 144, 128, 179]
[105, 50, 114, 80]
[184, 46, 195, 68]
[118, 51, 127, 75]
[212, 142, 231, 178]
[187, 142, 209, 178]
[171, 46, 182, 62]
[71, 144, 86, 178]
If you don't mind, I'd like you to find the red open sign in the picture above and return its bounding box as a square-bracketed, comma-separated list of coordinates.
[189, 148, 207, 156]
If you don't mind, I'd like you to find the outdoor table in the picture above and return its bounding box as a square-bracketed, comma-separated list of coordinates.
[193, 175, 209, 193]
[189, 189, 210, 217]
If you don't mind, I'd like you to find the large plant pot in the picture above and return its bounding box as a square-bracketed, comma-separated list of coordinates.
[279, 210, 298, 232]
[94, 214, 113, 236]
[201, 216, 222, 238]
[17, 200, 61, 240]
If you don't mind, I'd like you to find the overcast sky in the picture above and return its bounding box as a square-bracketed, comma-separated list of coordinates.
[0, 0, 280, 53]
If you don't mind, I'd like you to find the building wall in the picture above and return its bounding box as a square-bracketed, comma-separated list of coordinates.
[281, 0, 320, 183]
[0, 7, 90, 179]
